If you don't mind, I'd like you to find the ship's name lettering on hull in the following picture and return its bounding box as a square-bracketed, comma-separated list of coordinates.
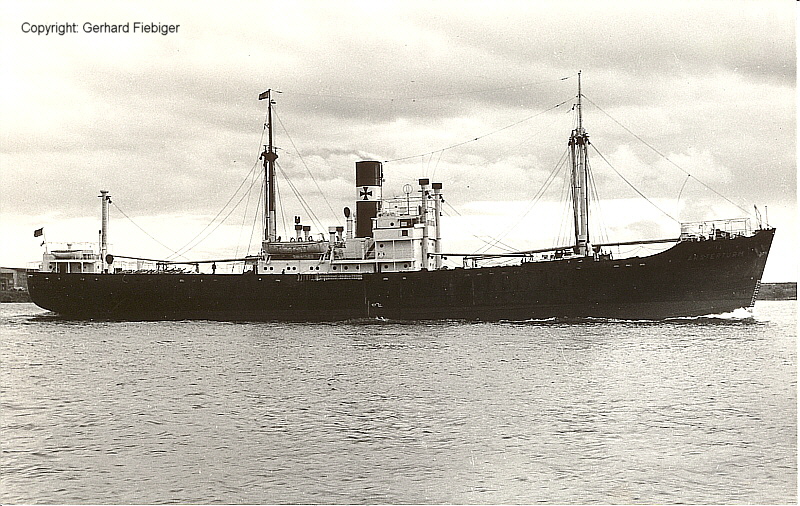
[687, 250, 745, 261]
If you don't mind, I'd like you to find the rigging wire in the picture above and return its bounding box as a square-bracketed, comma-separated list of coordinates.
[676, 173, 691, 215]
[102, 110, 270, 264]
[475, 146, 571, 254]
[272, 106, 340, 223]
[248, 181, 264, 256]
[556, 170, 574, 249]
[233, 162, 255, 258]
[166, 111, 269, 260]
[441, 202, 517, 252]
[586, 157, 611, 246]
[275, 170, 287, 240]
[234, 163, 261, 259]
[167, 161, 262, 260]
[170, 170, 264, 259]
[589, 144, 680, 224]
[582, 94, 751, 216]
[429, 149, 446, 180]
[111, 202, 188, 260]
[385, 96, 574, 164]
[275, 161, 326, 234]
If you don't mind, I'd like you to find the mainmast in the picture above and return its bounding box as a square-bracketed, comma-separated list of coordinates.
[569, 71, 591, 256]
[259, 89, 278, 243]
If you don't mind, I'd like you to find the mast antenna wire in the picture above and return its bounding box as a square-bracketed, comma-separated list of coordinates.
[384, 96, 574, 164]
[111, 201, 189, 260]
[272, 106, 340, 224]
[277, 75, 572, 102]
[589, 144, 680, 224]
[582, 95, 751, 216]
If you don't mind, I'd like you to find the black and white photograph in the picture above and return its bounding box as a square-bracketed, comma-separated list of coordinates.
[0, 0, 796, 503]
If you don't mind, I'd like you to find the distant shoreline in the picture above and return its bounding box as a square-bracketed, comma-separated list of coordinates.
[1, 290, 32, 303]
[757, 282, 797, 301]
[2, 282, 796, 303]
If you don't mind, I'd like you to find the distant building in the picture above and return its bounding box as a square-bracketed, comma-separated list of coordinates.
[0, 267, 31, 290]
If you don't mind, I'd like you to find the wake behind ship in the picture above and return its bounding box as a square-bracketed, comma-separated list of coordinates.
[27, 75, 775, 321]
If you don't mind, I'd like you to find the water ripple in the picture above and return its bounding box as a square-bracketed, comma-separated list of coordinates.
[0, 301, 795, 504]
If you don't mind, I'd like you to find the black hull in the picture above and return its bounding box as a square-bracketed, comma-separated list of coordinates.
[28, 229, 775, 321]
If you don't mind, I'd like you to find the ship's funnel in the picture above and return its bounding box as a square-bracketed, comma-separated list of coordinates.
[355, 161, 382, 238]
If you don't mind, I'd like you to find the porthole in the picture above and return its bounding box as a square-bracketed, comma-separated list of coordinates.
[344, 266, 348, 270]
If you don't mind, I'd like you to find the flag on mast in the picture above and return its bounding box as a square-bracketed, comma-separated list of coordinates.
[33, 227, 44, 237]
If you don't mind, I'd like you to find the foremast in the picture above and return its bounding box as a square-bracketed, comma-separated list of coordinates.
[259, 89, 278, 243]
[569, 71, 591, 256]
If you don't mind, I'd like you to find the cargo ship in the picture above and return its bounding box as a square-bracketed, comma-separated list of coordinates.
[27, 76, 775, 320]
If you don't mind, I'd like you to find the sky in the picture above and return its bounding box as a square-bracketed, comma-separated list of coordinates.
[0, 0, 796, 281]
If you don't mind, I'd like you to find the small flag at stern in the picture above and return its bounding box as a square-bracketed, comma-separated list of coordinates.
[33, 227, 43, 237]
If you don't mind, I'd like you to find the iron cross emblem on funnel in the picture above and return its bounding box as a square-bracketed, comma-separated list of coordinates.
[360, 186, 373, 200]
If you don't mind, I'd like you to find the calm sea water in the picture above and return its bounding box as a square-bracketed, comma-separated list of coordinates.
[0, 301, 795, 504]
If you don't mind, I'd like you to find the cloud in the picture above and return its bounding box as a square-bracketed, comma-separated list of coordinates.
[0, 0, 795, 279]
